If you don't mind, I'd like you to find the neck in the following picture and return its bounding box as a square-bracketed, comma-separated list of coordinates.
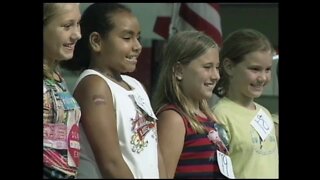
[43, 57, 56, 69]
[91, 67, 122, 82]
[187, 99, 201, 115]
[44, 60, 61, 81]
[226, 93, 255, 110]
[104, 71, 122, 82]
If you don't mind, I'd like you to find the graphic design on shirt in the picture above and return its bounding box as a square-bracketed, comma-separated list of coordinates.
[44, 123, 67, 149]
[43, 78, 81, 169]
[130, 108, 156, 153]
[44, 90, 54, 124]
[208, 129, 229, 154]
[250, 128, 277, 155]
[207, 128, 229, 163]
[68, 124, 80, 167]
[43, 148, 76, 174]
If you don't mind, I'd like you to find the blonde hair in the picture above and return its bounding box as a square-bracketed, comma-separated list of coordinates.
[152, 31, 219, 134]
[43, 3, 79, 79]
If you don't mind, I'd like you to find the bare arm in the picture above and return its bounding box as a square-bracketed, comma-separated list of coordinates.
[74, 75, 134, 178]
[157, 143, 168, 178]
[157, 110, 185, 178]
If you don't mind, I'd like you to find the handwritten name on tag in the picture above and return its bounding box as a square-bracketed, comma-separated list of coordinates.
[250, 108, 273, 141]
[217, 150, 235, 179]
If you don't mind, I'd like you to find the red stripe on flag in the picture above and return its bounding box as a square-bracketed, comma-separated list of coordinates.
[153, 17, 171, 39]
[208, 3, 220, 12]
[179, 3, 222, 46]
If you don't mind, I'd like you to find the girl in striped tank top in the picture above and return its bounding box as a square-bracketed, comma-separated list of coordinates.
[152, 31, 228, 179]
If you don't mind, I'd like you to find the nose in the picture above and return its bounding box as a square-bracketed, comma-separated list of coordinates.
[211, 68, 220, 80]
[133, 38, 142, 53]
[258, 71, 270, 83]
[71, 26, 82, 41]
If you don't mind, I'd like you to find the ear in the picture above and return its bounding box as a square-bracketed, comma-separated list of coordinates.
[223, 58, 234, 76]
[173, 62, 183, 81]
[89, 32, 102, 52]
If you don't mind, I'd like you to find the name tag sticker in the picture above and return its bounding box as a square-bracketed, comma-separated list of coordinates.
[251, 109, 273, 141]
[217, 150, 235, 179]
[132, 94, 157, 119]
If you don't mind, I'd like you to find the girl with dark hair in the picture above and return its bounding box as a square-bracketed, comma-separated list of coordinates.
[62, 3, 166, 178]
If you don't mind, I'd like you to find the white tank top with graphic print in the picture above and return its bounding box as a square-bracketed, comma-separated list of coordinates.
[75, 69, 159, 178]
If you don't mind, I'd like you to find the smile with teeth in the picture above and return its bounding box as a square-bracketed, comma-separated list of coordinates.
[251, 84, 264, 90]
[64, 43, 75, 50]
[126, 55, 138, 62]
[205, 83, 215, 89]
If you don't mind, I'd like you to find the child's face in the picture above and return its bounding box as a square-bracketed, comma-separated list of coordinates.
[180, 47, 220, 102]
[228, 50, 273, 99]
[43, 3, 81, 62]
[100, 11, 142, 73]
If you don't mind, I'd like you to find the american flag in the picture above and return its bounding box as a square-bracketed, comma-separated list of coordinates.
[153, 3, 222, 46]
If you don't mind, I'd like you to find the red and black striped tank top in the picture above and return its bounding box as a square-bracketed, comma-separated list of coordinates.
[158, 104, 226, 179]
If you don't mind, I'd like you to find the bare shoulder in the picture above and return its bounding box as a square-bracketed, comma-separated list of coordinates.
[157, 110, 185, 129]
[73, 75, 112, 101]
[76, 75, 110, 93]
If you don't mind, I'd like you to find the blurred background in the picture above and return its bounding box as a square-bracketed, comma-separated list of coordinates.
[62, 3, 278, 114]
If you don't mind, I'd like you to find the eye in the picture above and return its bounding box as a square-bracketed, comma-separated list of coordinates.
[266, 67, 272, 73]
[63, 24, 72, 30]
[250, 67, 260, 71]
[204, 65, 211, 69]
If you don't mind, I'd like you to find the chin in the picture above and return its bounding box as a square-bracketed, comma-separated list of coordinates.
[126, 66, 137, 73]
[203, 92, 213, 100]
[59, 53, 73, 61]
[251, 92, 263, 98]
